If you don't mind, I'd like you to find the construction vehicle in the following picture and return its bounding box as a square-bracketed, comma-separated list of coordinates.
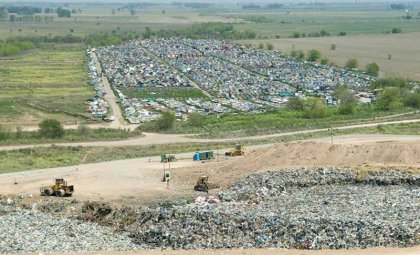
[225, 144, 246, 157]
[40, 178, 74, 197]
[194, 176, 220, 192]
[161, 154, 176, 163]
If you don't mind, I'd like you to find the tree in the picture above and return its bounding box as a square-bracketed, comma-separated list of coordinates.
[266, 43, 274, 50]
[38, 119, 64, 138]
[129, 9, 136, 16]
[307, 49, 321, 61]
[365, 62, 380, 77]
[57, 7, 71, 18]
[333, 86, 355, 105]
[345, 58, 358, 69]
[330, 44, 336, 50]
[375, 87, 403, 111]
[258, 42, 264, 49]
[303, 97, 330, 118]
[404, 93, 420, 109]
[156, 111, 176, 131]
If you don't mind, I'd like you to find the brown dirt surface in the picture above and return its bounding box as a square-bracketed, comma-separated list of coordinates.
[173, 140, 420, 188]
[1, 138, 419, 205]
[239, 33, 420, 80]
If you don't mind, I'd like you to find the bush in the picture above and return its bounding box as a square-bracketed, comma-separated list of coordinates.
[320, 58, 329, 65]
[156, 111, 176, 131]
[0, 126, 11, 141]
[303, 98, 331, 118]
[290, 50, 305, 60]
[188, 113, 206, 128]
[375, 87, 403, 111]
[404, 93, 420, 108]
[338, 103, 356, 115]
[345, 58, 358, 69]
[286, 96, 305, 111]
[365, 62, 380, 77]
[38, 119, 64, 138]
[307, 49, 321, 62]
[391, 28, 401, 34]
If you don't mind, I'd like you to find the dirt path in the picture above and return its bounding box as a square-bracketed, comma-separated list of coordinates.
[1, 118, 419, 152]
[91, 51, 136, 130]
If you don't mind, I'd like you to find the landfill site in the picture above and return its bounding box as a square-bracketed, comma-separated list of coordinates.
[0, 136, 419, 255]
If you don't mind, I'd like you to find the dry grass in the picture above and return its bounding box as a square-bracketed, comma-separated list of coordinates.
[239, 33, 420, 81]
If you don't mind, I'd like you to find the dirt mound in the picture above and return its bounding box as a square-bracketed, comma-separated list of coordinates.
[173, 141, 420, 188]
[236, 141, 420, 171]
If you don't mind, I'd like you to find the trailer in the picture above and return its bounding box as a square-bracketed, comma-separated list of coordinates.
[193, 151, 214, 161]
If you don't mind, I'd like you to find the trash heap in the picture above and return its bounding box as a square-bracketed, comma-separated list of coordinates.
[127, 168, 419, 249]
[0, 198, 139, 253]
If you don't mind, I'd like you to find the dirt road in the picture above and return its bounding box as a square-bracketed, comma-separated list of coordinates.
[91, 51, 134, 130]
[1, 118, 420, 152]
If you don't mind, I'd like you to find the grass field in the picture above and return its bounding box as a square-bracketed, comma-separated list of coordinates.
[239, 32, 420, 81]
[0, 44, 94, 127]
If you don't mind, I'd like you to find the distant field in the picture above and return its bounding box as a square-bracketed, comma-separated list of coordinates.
[0, 44, 93, 128]
[239, 32, 420, 81]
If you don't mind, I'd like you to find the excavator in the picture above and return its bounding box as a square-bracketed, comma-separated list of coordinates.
[225, 144, 246, 157]
[40, 178, 74, 197]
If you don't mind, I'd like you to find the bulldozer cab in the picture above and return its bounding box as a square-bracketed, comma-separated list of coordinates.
[197, 176, 209, 184]
[55, 178, 66, 186]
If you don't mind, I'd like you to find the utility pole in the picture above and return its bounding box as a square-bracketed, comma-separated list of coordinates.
[329, 127, 334, 145]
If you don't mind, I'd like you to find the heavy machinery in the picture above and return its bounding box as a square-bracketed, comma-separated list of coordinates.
[161, 154, 176, 163]
[194, 176, 220, 192]
[40, 178, 74, 197]
[225, 144, 246, 157]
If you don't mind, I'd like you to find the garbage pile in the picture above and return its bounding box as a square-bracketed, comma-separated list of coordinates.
[126, 168, 419, 249]
[1, 168, 418, 253]
[0, 198, 139, 253]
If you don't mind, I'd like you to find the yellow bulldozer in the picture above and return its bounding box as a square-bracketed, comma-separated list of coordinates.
[225, 144, 246, 157]
[40, 178, 74, 197]
[194, 176, 220, 192]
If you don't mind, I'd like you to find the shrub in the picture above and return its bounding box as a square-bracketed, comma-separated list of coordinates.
[188, 113, 206, 128]
[156, 111, 176, 131]
[404, 93, 420, 108]
[365, 62, 380, 77]
[38, 119, 64, 138]
[307, 49, 321, 62]
[345, 58, 358, 69]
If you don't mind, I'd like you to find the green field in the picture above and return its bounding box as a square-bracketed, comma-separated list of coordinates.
[0, 44, 94, 127]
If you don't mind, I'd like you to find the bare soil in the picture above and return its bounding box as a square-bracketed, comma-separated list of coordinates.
[239, 33, 420, 80]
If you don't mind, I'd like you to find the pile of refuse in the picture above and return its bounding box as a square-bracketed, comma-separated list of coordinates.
[124, 168, 419, 249]
[1, 168, 418, 253]
[0, 198, 139, 253]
